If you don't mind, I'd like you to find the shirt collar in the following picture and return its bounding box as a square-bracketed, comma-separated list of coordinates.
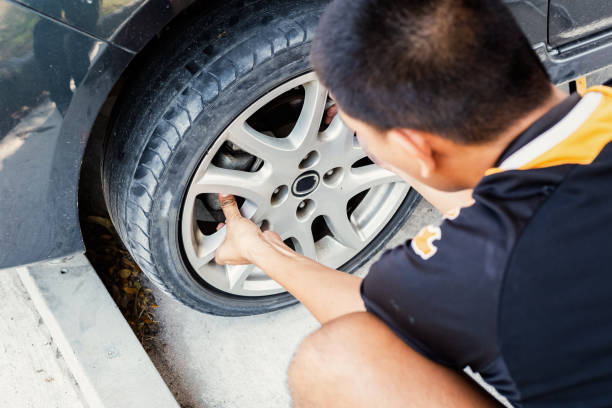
[493, 92, 582, 167]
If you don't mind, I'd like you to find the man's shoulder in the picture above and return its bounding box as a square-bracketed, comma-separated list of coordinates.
[408, 196, 528, 266]
[370, 199, 515, 306]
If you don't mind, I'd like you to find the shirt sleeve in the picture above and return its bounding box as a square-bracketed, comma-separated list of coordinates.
[361, 204, 509, 369]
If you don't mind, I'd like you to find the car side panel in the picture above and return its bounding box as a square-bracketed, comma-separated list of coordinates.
[109, 0, 196, 52]
[12, 0, 146, 47]
[12, 0, 197, 52]
[503, 0, 547, 45]
[538, 30, 612, 84]
[549, 0, 612, 47]
[0, 0, 133, 268]
[0, 0, 204, 270]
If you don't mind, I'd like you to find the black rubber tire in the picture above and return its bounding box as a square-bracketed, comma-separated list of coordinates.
[103, 0, 421, 316]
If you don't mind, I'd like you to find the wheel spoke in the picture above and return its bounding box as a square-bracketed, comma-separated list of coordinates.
[347, 135, 368, 165]
[292, 228, 318, 261]
[324, 206, 364, 250]
[191, 244, 218, 270]
[192, 165, 271, 210]
[226, 264, 255, 290]
[185, 220, 229, 267]
[343, 165, 402, 198]
[321, 115, 367, 165]
[227, 121, 295, 163]
[287, 80, 328, 150]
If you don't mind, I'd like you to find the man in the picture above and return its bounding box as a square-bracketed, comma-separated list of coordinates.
[215, 0, 612, 406]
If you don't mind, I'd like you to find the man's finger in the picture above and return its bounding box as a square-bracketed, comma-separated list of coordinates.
[218, 194, 241, 220]
[324, 104, 338, 124]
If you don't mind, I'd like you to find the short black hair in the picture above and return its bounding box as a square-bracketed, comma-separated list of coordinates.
[311, 0, 553, 144]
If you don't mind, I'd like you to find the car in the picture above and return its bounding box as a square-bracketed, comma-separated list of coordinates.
[1, 0, 611, 316]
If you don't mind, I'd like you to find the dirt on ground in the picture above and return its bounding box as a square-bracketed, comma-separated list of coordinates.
[81, 215, 159, 351]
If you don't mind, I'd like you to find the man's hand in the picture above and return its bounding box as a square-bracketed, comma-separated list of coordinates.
[214, 194, 296, 266]
[214, 194, 364, 324]
[324, 103, 338, 125]
[214, 194, 266, 266]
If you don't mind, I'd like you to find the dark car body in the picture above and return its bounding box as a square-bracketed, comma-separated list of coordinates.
[1, 0, 611, 270]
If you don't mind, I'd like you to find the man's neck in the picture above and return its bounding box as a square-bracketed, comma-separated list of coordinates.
[456, 85, 568, 188]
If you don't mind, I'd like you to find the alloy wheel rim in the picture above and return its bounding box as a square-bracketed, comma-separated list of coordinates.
[181, 72, 410, 297]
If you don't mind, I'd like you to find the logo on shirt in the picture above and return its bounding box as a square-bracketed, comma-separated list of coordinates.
[443, 207, 461, 220]
[412, 225, 442, 260]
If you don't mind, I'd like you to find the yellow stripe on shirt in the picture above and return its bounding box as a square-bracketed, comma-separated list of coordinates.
[485, 86, 612, 175]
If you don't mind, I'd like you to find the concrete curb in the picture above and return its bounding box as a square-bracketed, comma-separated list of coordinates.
[17, 254, 179, 408]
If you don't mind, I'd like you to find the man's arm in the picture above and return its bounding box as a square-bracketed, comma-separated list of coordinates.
[252, 234, 365, 324]
[215, 194, 365, 324]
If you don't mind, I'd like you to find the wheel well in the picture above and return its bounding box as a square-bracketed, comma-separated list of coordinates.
[78, 0, 240, 217]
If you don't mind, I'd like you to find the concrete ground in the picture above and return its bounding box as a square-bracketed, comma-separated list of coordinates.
[146, 199, 442, 408]
[0, 271, 85, 408]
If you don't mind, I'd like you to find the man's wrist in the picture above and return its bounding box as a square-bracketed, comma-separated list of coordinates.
[246, 235, 269, 265]
[246, 233, 282, 266]
[247, 232, 301, 269]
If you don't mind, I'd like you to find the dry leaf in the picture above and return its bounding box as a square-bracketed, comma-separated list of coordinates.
[86, 216, 114, 230]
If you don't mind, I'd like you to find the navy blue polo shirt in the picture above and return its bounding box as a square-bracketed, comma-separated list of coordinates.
[361, 86, 612, 407]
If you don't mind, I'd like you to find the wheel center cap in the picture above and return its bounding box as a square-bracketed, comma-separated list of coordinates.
[292, 170, 320, 197]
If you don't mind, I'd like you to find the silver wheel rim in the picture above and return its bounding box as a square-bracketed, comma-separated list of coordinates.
[181, 72, 410, 297]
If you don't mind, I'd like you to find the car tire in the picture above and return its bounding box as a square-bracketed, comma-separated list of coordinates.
[103, 0, 421, 316]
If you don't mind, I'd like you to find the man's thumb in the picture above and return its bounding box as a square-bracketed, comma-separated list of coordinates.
[218, 194, 241, 220]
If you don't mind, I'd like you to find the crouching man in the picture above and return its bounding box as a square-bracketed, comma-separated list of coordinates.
[215, 0, 612, 406]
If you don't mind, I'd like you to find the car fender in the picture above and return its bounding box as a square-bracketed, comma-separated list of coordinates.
[0, 0, 194, 268]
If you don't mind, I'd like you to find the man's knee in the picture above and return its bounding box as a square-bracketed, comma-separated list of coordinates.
[289, 312, 502, 408]
[289, 312, 376, 386]
[289, 312, 397, 407]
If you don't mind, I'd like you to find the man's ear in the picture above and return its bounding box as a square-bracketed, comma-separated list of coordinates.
[387, 128, 436, 178]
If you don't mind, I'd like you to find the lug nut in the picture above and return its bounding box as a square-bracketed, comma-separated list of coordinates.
[323, 167, 344, 187]
[271, 185, 288, 207]
[296, 199, 316, 221]
[299, 150, 320, 169]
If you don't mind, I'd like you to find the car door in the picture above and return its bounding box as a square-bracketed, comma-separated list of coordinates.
[503, 0, 548, 45]
[549, 0, 612, 47]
